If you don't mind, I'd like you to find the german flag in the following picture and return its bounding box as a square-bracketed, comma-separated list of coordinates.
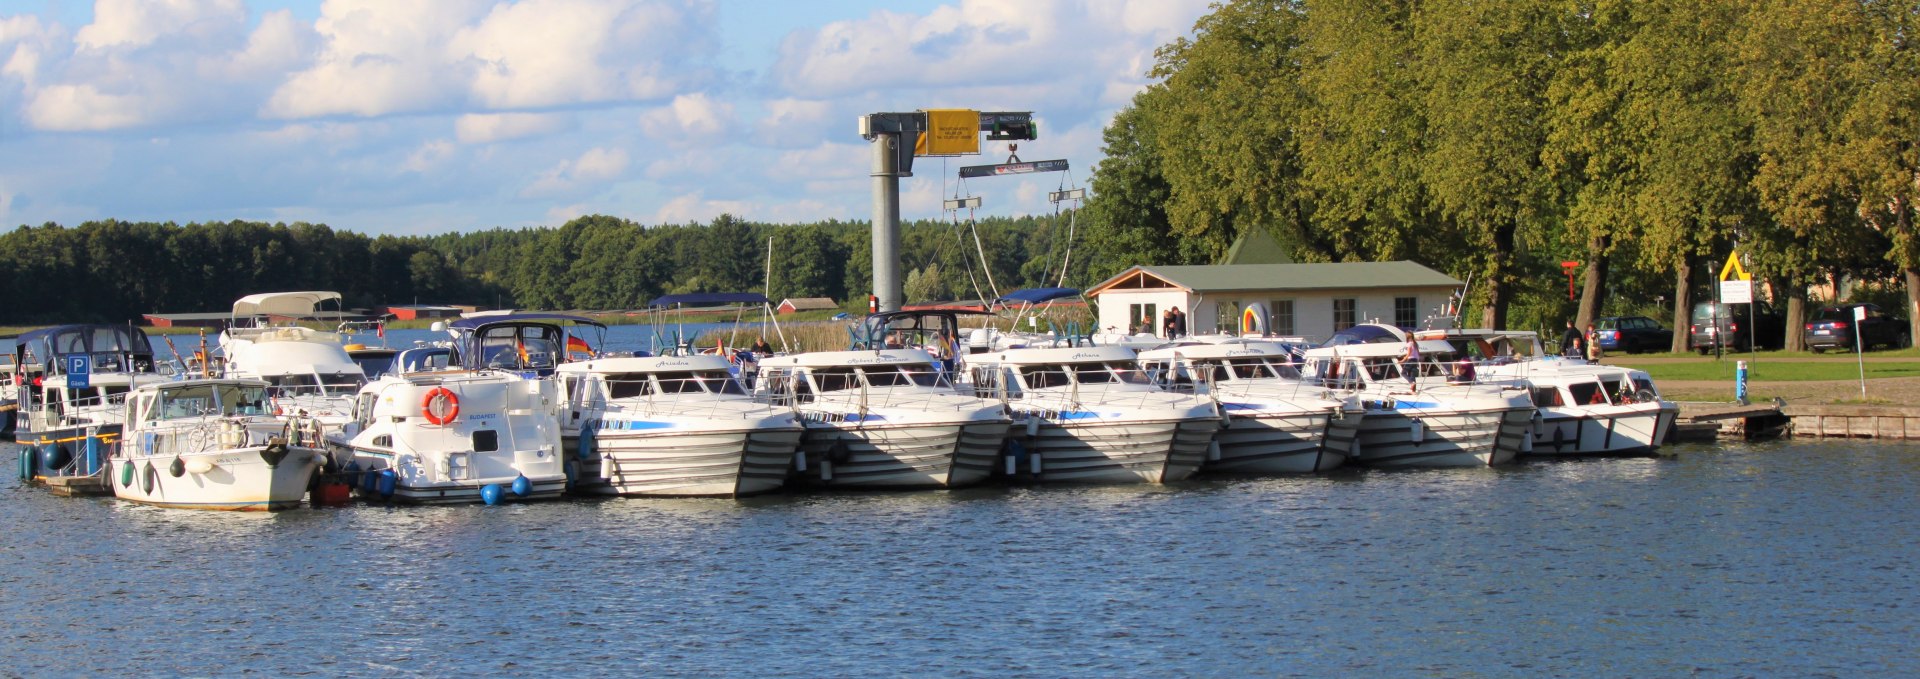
[567, 335, 593, 357]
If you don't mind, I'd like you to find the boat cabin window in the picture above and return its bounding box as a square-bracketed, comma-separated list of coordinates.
[1632, 376, 1657, 398]
[862, 365, 950, 389]
[353, 352, 398, 380]
[810, 367, 860, 393]
[476, 325, 560, 371]
[148, 383, 270, 420]
[1599, 377, 1625, 398]
[647, 370, 749, 396]
[1363, 358, 1402, 382]
[354, 393, 378, 429]
[1531, 387, 1565, 408]
[602, 373, 652, 399]
[1020, 365, 1072, 389]
[1566, 382, 1609, 406]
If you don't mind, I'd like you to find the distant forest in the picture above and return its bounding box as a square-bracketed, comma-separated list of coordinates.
[0, 213, 1100, 324]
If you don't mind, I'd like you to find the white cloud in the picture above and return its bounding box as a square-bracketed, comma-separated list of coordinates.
[24, 84, 148, 130]
[267, 0, 714, 120]
[521, 145, 630, 197]
[405, 139, 457, 172]
[639, 92, 733, 144]
[653, 191, 753, 225]
[75, 0, 246, 51]
[545, 203, 591, 223]
[454, 111, 570, 144]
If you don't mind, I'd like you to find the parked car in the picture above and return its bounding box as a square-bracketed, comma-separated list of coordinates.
[1689, 301, 1786, 354]
[1804, 303, 1911, 352]
[1594, 316, 1674, 353]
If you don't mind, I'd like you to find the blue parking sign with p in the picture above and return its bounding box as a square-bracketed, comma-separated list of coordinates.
[67, 355, 91, 389]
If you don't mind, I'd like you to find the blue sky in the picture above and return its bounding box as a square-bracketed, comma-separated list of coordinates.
[0, 0, 1209, 235]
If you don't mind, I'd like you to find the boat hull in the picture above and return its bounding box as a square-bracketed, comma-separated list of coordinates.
[1207, 408, 1359, 474]
[110, 446, 323, 511]
[799, 420, 1012, 489]
[1007, 416, 1220, 484]
[1525, 402, 1680, 456]
[566, 426, 803, 497]
[1352, 406, 1533, 468]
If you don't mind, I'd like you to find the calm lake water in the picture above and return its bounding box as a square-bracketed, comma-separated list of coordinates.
[3, 440, 1917, 677]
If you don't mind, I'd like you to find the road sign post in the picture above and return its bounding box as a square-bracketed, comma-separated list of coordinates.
[1717, 251, 1755, 363]
[1855, 304, 1868, 399]
[66, 355, 91, 390]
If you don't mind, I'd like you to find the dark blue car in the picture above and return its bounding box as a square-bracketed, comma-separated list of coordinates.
[1594, 316, 1674, 353]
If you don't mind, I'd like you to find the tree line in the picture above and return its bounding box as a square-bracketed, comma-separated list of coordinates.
[1080, 0, 1920, 349]
[0, 213, 1089, 325]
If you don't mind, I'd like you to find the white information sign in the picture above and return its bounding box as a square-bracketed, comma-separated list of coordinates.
[1854, 304, 1868, 321]
[1719, 279, 1752, 305]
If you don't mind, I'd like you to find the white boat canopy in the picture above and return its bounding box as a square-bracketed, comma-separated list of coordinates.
[231, 291, 343, 317]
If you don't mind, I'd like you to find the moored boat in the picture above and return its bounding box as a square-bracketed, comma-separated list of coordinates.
[109, 378, 326, 510]
[755, 309, 1012, 489]
[1424, 329, 1679, 456]
[324, 314, 574, 504]
[1303, 324, 1533, 468]
[1138, 339, 1361, 473]
[559, 354, 803, 497]
[965, 344, 1221, 484]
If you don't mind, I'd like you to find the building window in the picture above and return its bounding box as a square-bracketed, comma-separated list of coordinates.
[1220, 301, 1240, 335]
[1333, 298, 1356, 331]
[1395, 297, 1418, 328]
[1128, 303, 1157, 335]
[1271, 300, 1294, 336]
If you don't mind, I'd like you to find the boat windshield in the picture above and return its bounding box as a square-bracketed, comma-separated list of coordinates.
[476, 326, 559, 371]
[862, 365, 950, 388]
[261, 372, 366, 397]
[149, 383, 271, 420]
[1021, 362, 1149, 387]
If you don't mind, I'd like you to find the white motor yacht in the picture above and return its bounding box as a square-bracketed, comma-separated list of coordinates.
[754, 347, 1010, 490]
[110, 378, 326, 510]
[325, 314, 574, 504]
[966, 345, 1221, 484]
[1425, 329, 1679, 456]
[1138, 340, 1362, 473]
[1302, 324, 1533, 468]
[558, 354, 804, 497]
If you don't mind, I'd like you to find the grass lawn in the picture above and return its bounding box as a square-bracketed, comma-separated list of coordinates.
[1619, 346, 1920, 359]
[1632, 360, 1920, 382]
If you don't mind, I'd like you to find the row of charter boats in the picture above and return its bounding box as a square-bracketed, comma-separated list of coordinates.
[3, 291, 1680, 511]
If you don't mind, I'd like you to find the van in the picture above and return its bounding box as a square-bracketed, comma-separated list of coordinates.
[1689, 301, 1784, 354]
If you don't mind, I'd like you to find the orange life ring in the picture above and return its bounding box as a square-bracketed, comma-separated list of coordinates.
[422, 387, 460, 425]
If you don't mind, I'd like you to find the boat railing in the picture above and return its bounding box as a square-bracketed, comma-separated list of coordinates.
[591, 376, 787, 422]
[999, 367, 1199, 413]
[755, 368, 993, 414]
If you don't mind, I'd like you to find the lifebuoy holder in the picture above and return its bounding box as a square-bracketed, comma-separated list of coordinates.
[422, 387, 460, 425]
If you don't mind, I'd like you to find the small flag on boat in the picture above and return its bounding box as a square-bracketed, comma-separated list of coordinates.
[376, 321, 385, 338]
[567, 335, 592, 356]
[516, 336, 530, 365]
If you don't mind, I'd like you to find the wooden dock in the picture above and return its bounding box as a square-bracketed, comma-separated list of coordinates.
[1672, 402, 1792, 442]
[42, 474, 113, 497]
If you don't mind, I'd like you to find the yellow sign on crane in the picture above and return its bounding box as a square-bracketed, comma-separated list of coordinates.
[913, 109, 981, 156]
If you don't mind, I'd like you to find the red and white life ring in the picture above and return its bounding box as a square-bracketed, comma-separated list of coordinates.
[422, 387, 460, 425]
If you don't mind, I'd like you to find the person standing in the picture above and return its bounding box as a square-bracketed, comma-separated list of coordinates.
[1585, 323, 1605, 363]
[1162, 309, 1175, 338]
[1561, 320, 1584, 358]
[1172, 307, 1188, 339]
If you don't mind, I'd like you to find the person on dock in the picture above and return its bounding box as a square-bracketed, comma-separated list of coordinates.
[1585, 323, 1605, 363]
